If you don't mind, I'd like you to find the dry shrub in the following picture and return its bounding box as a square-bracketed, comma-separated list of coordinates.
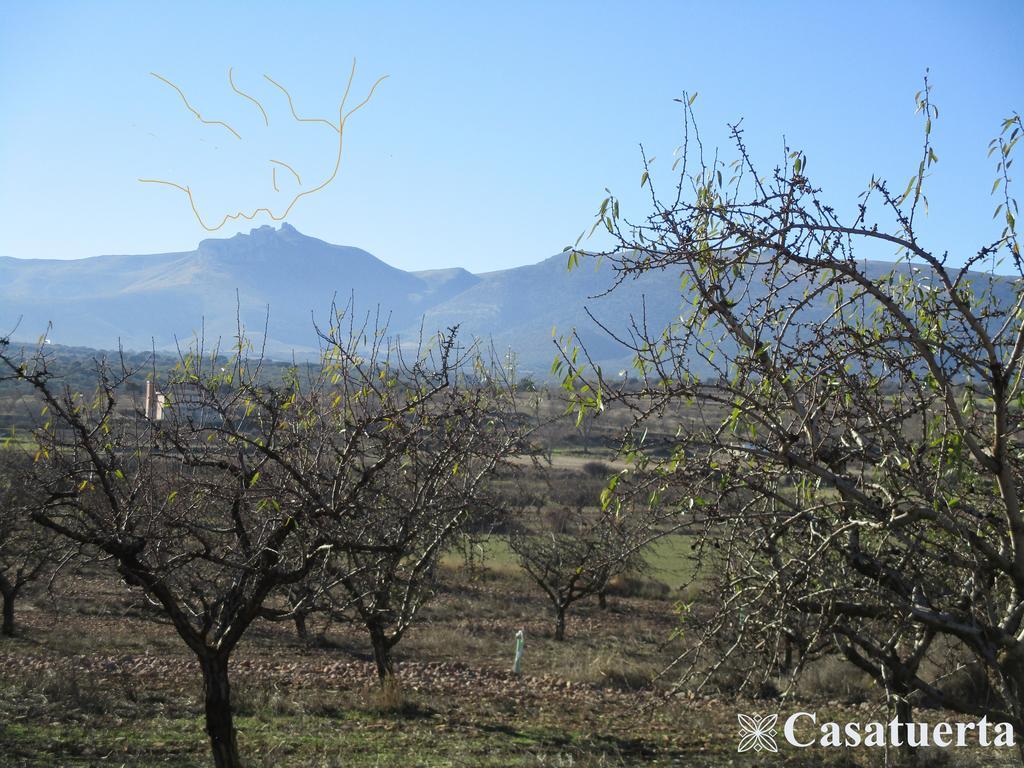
[412, 624, 480, 660]
[234, 679, 302, 717]
[370, 674, 407, 714]
[795, 656, 875, 703]
[603, 574, 670, 600]
[563, 649, 662, 692]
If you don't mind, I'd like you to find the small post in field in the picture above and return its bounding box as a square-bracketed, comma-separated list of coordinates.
[512, 629, 525, 675]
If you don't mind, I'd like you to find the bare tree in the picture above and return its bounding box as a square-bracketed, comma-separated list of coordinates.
[0, 448, 55, 637]
[557, 80, 1024, 751]
[0, 339, 327, 768]
[0, 318, 518, 768]
[267, 329, 527, 682]
[509, 496, 669, 641]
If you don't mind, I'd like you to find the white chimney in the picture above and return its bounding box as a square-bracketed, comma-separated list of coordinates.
[144, 380, 164, 421]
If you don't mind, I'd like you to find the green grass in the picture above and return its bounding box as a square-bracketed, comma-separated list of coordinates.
[443, 536, 520, 574]
[444, 533, 697, 590]
[1, 562, 1016, 768]
[0, 680, 718, 767]
[1, 693, 946, 768]
[642, 534, 697, 591]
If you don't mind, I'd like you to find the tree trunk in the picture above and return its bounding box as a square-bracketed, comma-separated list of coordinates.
[554, 606, 566, 641]
[996, 653, 1024, 764]
[1, 587, 14, 638]
[293, 611, 308, 641]
[368, 623, 394, 682]
[895, 695, 917, 765]
[781, 635, 793, 673]
[199, 652, 240, 768]
[597, 590, 607, 610]
[887, 686, 917, 766]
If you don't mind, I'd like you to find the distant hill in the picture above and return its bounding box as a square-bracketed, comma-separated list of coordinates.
[0, 224, 688, 376]
[1, 224, 1016, 378]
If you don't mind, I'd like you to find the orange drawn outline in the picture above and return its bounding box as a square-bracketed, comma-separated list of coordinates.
[263, 74, 340, 133]
[228, 67, 269, 126]
[150, 72, 242, 140]
[269, 159, 301, 185]
[139, 61, 387, 231]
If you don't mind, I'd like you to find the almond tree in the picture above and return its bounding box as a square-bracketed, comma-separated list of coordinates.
[508, 499, 670, 641]
[0, 448, 55, 637]
[319, 385, 522, 680]
[0, 340, 328, 768]
[258, 325, 526, 682]
[558, 81, 1024, 752]
[0, 320, 516, 768]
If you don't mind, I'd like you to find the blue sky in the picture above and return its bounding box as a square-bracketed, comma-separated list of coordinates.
[0, 1, 1020, 272]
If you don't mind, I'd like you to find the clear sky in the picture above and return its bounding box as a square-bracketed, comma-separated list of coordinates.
[0, 1, 1020, 272]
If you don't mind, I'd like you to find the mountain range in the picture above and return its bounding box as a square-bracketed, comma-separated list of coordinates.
[0, 224, 684, 376]
[3, 224, 1018, 379]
